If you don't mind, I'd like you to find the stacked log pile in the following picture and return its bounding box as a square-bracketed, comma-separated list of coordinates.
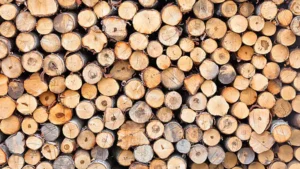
[0, 0, 300, 169]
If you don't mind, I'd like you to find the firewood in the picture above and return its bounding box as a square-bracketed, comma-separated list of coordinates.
[74, 150, 91, 169]
[158, 25, 181, 46]
[82, 26, 107, 53]
[33, 106, 48, 123]
[291, 16, 300, 36]
[277, 9, 293, 27]
[145, 88, 164, 108]
[208, 145, 225, 165]
[239, 2, 254, 17]
[97, 48, 115, 67]
[271, 120, 292, 143]
[102, 17, 127, 41]
[114, 41, 132, 59]
[16, 11, 36, 32]
[276, 29, 296, 46]
[82, 63, 103, 84]
[179, 37, 195, 52]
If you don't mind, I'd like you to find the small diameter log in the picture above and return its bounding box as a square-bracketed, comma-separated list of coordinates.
[271, 120, 292, 143]
[258, 150, 274, 165]
[40, 34, 61, 53]
[78, 9, 97, 28]
[41, 142, 60, 160]
[239, 2, 254, 17]
[95, 95, 114, 111]
[222, 87, 240, 104]
[21, 51, 43, 73]
[43, 54, 66, 76]
[223, 152, 238, 169]
[262, 21, 276, 36]
[161, 4, 182, 26]
[196, 112, 214, 131]
[176, 139, 191, 154]
[224, 136, 242, 152]
[249, 109, 270, 134]
[82, 26, 107, 53]
[16, 93, 38, 115]
[129, 32, 149, 51]
[277, 9, 293, 27]
[76, 100, 95, 120]
[8, 154, 24, 169]
[104, 108, 125, 130]
[33, 107, 48, 124]
[102, 17, 127, 41]
[87, 160, 111, 169]
[16, 32, 39, 53]
[205, 18, 227, 39]
[36, 161, 53, 169]
[248, 15, 265, 32]
[156, 107, 173, 123]
[150, 159, 166, 169]
[199, 59, 219, 80]
[242, 31, 257, 46]
[27, 0, 58, 16]
[249, 131, 275, 153]
[26, 135, 44, 150]
[116, 95, 132, 112]
[15, 11, 36, 32]
[276, 29, 296, 46]
[82, 63, 103, 84]
[0, 3, 19, 21]
[158, 25, 181, 46]
[114, 148, 135, 166]
[97, 48, 115, 67]
[166, 45, 182, 61]
[61, 138, 76, 154]
[24, 149, 41, 166]
[208, 146, 225, 165]
[132, 9, 161, 34]
[193, 0, 214, 20]
[74, 150, 91, 169]
[217, 115, 238, 135]
[61, 32, 81, 52]
[184, 74, 204, 95]
[110, 60, 135, 81]
[180, 105, 196, 123]
[207, 96, 229, 116]
[164, 121, 184, 143]
[21, 117, 38, 135]
[185, 124, 203, 143]
[62, 117, 83, 139]
[129, 101, 152, 124]
[0, 21, 17, 38]
[81, 83, 97, 100]
[77, 129, 96, 150]
[153, 138, 174, 159]
[53, 155, 75, 169]
[93, 1, 113, 19]
[36, 18, 54, 35]
[1, 55, 23, 79]
[156, 55, 171, 70]
[145, 88, 164, 109]
[221, 31, 242, 52]
[237, 148, 255, 165]
[59, 90, 80, 108]
[277, 144, 293, 163]
[0, 96, 15, 120]
[49, 103, 73, 125]
[134, 145, 153, 163]
[186, 18, 205, 37]
[189, 144, 208, 164]
[237, 46, 254, 61]
[97, 77, 119, 97]
[167, 155, 187, 169]
[190, 47, 206, 65]
[24, 73, 48, 96]
[118, 1, 138, 20]
[53, 12, 77, 33]
[165, 91, 182, 110]
[117, 121, 149, 150]
[256, 1, 278, 20]
[91, 146, 109, 161]
[88, 116, 104, 134]
[114, 41, 132, 60]
[211, 47, 230, 65]
[146, 120, 164, 140]
[41, 123, 60, 142]
[291, 16, 300, 36]
[5, 132, 25, 154]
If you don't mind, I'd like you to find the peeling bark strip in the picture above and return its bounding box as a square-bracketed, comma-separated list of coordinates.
[0, 0, 300, 168]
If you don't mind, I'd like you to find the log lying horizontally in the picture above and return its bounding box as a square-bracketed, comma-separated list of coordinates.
[0, 0, 300, 169]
